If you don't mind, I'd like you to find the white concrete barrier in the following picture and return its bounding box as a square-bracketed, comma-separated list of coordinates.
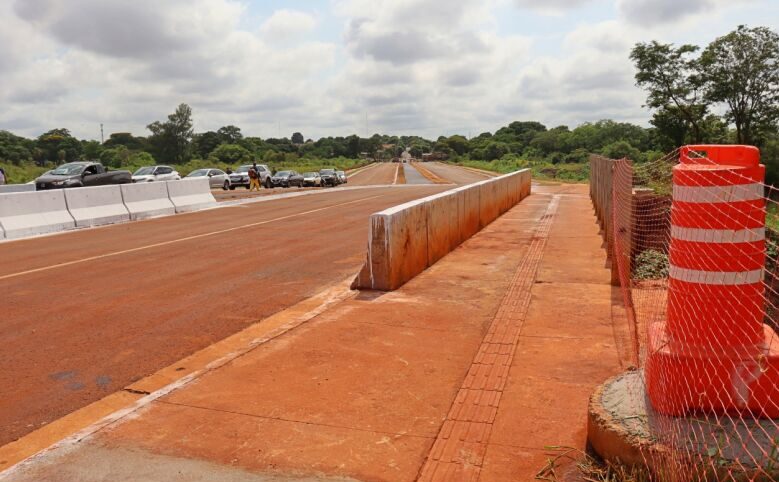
[65, 185, 130, 227]
[353, 169, 531, 290]
[166, 178, 217, 213]
[0, 190, 76, 239]
[120, 182, 176, 220]
[0, 184, 36, 194]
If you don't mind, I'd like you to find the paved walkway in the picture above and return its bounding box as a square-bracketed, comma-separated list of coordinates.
[1, 184, 624, 482]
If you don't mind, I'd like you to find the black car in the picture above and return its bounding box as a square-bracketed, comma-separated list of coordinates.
[319, 168, 340, 187]
[35, 162, 132, 190]
[270, 170, 304, 188]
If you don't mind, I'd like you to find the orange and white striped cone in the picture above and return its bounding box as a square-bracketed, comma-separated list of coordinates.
[646, 145, 779, 417]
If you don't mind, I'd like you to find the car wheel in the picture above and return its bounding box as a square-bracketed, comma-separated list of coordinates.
[229, 186, 236, 190]
[245, 185, 250, 190]
[223, 181, 230, 190]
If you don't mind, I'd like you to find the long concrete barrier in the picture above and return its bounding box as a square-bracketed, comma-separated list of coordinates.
[0, 190, 76, 239]
[0, 184, 35, 194]
[65, 185, 130, 227]
[166, 178, 217, 213]
[352, 169, 531, 291]
[120, 182, 176, 220]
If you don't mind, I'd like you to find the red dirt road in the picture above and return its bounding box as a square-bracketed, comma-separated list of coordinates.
[0, 185, 446, 446]
[346, 162, 400, 185]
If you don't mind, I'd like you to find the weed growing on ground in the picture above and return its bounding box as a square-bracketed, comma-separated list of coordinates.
[536, 446, 651, 482]
[633, 250, 669, 280]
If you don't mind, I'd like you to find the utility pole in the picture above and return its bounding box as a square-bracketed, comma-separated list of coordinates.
[100, 124, 104, 144]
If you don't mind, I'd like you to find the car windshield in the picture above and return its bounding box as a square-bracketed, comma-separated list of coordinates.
[320, 169, 335, 175]
[337, 171, 345, 175]
[50, 163, 85, 176]
[187, 169, 208, 177]
[133, 167, 155, 176]
[235, 166, 250, 173]
[302, 172, 316, 177]
[275, 171, 290, 177]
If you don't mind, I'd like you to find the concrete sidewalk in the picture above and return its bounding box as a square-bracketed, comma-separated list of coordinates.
[1, 184, 623, 482]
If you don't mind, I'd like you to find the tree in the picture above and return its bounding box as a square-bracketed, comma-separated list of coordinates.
[99, 145, 130, 168]
[700, 26, 779, 145]
[631, 41, 707, 142]
[147, 103, 194, 164]
[217, 125, 243, 144]
[209, 143, 252, 164]
[192, 131, 222, 159]
[36, 128, 82, 165]
[103, 132, 146, 150]
[291, 132, 304, 145]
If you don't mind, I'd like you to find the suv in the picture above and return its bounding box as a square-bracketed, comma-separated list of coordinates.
[132, 165, 180, 183]
[229, 164, 271, 189]
[319, 168, 340, 187]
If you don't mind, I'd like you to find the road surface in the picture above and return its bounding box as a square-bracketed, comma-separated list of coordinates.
[401, 163, 432, 185]
[0, 185, 447, 446]
[422, 162, 496, 184]
[346, 162, 400, 186]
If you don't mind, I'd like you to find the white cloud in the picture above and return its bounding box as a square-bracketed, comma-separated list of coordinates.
[0, 0, 775, 140]
[513, 0, 596, 15]
[259, 9, 318, 42]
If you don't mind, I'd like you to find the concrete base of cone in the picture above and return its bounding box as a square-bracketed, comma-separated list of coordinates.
[588, 370, 779, 481]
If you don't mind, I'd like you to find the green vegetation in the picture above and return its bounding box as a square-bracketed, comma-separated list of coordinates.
[633, 250, 670, 280]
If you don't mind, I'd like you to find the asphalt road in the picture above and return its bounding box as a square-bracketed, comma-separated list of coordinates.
[0, 184, 448, 446]
[422, 162, 496, 185]
[401, 163, 432, 185]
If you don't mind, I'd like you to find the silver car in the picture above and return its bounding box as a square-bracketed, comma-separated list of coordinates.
[186, 168, 231, 190]
[337, 170, 347, 184]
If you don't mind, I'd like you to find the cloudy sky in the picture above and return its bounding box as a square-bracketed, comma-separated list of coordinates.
[1, 0, 777, 141]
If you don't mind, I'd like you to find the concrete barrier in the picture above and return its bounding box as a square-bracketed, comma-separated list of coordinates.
[65, 185, 130, 227]
[353, 169, 531, 291]
[121, 182, 175, 220]
[0, 190, 75, 239]
[166, 178, 217, 213]
[0, 184, 35, 194]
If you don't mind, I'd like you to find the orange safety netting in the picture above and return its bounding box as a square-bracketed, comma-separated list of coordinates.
[604, 145, 779, 481]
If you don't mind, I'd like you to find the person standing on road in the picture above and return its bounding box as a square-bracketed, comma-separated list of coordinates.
[0, 167, 6, 185]
[248, 164, 260, 191]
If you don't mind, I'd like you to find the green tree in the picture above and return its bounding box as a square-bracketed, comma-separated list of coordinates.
[217, 125, 243, 144]
[291, 132, 305, 144]
[99, 145, 130, 168]
[36, 128, 82, 165]
[192, 131, 221, 159]
[147, 103, 194, 164]
[81, 140, 103, 160]
[209, 143, 252, 164]
[631, 41, 707, 142]
[700, 25, 779, 145]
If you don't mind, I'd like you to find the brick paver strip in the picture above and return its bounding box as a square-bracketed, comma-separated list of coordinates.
[417, 195, 561, 481]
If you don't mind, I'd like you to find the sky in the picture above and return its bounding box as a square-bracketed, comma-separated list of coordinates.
[1, 0, 777, 141]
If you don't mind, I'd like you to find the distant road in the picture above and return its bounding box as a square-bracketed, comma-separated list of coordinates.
[402, 163, 433, 184]
[0, 184, 448, 446]
[422, 162, 496, 184]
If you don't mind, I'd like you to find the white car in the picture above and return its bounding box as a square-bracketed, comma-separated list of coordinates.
[132, 165, 180, 183]
[186, 168, 231, 190]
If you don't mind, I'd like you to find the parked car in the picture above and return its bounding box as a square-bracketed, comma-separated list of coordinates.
[185, 168, 231, 190]
[319, 168, 340, 187]
[301, 172, 321, 187]
[337, 170, 347, 184]
[271, 170, 304, 188]
[229, 164, 272, 189]
[132, 165, 180, 183]
[35, 162, 131, 189]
